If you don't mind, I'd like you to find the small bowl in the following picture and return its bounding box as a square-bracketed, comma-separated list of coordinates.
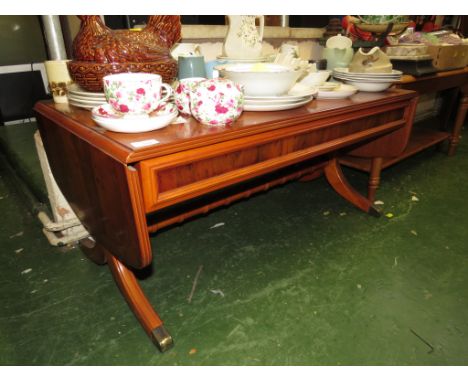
[216, 63, 302, 97]
[344, 80, 393, 92]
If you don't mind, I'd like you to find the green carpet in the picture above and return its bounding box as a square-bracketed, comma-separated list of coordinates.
[0, 123, 467, 365]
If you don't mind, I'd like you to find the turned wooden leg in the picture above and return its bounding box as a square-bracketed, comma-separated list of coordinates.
[105, 250, 173, 352]
[368, 157, 383, 203]
[448, 95, 468, 156]
[324, 157, 380, 217]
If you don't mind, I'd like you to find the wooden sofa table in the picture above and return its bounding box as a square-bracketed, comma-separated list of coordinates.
[341, 67, 468, 201]
[34, 88, 417, 352]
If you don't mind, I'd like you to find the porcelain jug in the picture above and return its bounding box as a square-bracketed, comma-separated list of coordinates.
[222, 15, 264, 59]
[170, 43, 202, 60]
[323, 34, 354, 71]
[323, 47, 354, 71]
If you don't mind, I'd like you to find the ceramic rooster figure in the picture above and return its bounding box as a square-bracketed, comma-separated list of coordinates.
[69, 16, 181, 91]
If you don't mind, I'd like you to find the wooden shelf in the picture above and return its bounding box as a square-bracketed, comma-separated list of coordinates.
[340, 122, 450, 173]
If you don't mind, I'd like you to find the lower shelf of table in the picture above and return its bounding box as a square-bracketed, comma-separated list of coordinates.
[340, 126, 450, 172]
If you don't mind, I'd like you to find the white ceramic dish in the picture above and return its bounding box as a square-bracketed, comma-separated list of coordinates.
[299, 70, 332, 87]
[333, 75, 401, 83]
[342, 80, 392, 92]
[317, 84, 358, 99]
[91, 102, 178, 133]
[334, 67, 402, 77]
[68, 92, 106, 101]
[68, 84, 105, 97]
[243, 95, 313, 111]
[69, 101, 94, 110]
[216, 63, 302, 97]
[68, 96, 106, 105]
[244, 96, 310, 106]
[245, 87, 317, 102]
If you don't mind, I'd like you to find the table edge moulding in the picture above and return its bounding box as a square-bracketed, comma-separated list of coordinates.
[34, 88, 418, 352]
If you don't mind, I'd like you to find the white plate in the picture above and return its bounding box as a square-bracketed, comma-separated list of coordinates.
[91, 103, 178, 133]
[317, 84, 358, 99]
[69, 101, 96, 110]
[333, 74, 400, 83]
[68, 93, 106, 102]
[68, 96, 106, 105]
[68, 84, 105, 97]
[243, 95, 313, 111]
[245, 87, 317, 102]
[243, 96, 311, 105]
[342, 80, 392, 92]
[333, 68, 402, 77]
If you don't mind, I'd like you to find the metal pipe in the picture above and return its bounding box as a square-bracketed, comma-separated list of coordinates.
[280, 15, 289, 28]
[41, 15, 67, 60]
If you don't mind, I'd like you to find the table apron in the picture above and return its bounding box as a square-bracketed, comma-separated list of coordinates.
[138, 108, 408, 213]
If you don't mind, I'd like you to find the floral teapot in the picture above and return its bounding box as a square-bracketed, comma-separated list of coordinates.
[174, 78, 244, 126]
[222, 15, 265, 59]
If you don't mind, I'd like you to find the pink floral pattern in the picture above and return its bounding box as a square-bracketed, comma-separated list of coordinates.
[189, 78, 244, 126]
[173, 77, 205, 116]
[103, 73, 172, 115]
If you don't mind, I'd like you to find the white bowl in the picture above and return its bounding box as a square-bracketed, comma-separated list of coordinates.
[343, 80, 393, 92]
[299, 70, 331, 87]
[216, 63, 302, 96]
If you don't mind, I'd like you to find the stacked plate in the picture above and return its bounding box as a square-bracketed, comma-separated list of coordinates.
[332, 68, 402, 92]
[68, 84, 106, 110]
[243, 88, 317, 112]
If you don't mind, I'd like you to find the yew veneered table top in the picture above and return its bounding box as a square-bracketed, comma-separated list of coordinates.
[34, 88, 416, 164]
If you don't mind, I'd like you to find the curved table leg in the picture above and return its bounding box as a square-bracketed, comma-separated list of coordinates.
[325, 157, 380, 217]
[105, 250, 174, 352]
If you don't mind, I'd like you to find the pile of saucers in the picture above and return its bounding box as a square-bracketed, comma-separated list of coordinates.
[332, 68, 402, 92]
[68, 84, 106, 110]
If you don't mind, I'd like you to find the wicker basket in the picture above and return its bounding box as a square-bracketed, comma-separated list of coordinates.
[355, 22, 410, 35]
[67, 60, 178, 92]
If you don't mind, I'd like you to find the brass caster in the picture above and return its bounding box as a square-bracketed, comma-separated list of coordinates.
[151, 326, 174, 352]
[368, 206, 381, 218]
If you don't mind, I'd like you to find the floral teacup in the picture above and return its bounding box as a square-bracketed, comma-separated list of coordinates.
[103, 73, 172, 115]
[189, 78, 244, 126]
[173, 77, 206, 116]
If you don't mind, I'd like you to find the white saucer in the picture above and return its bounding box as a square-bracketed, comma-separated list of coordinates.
[91, 103, 178, 133]
[243, 95, 313, 111]
[317, 84, 358, 99]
